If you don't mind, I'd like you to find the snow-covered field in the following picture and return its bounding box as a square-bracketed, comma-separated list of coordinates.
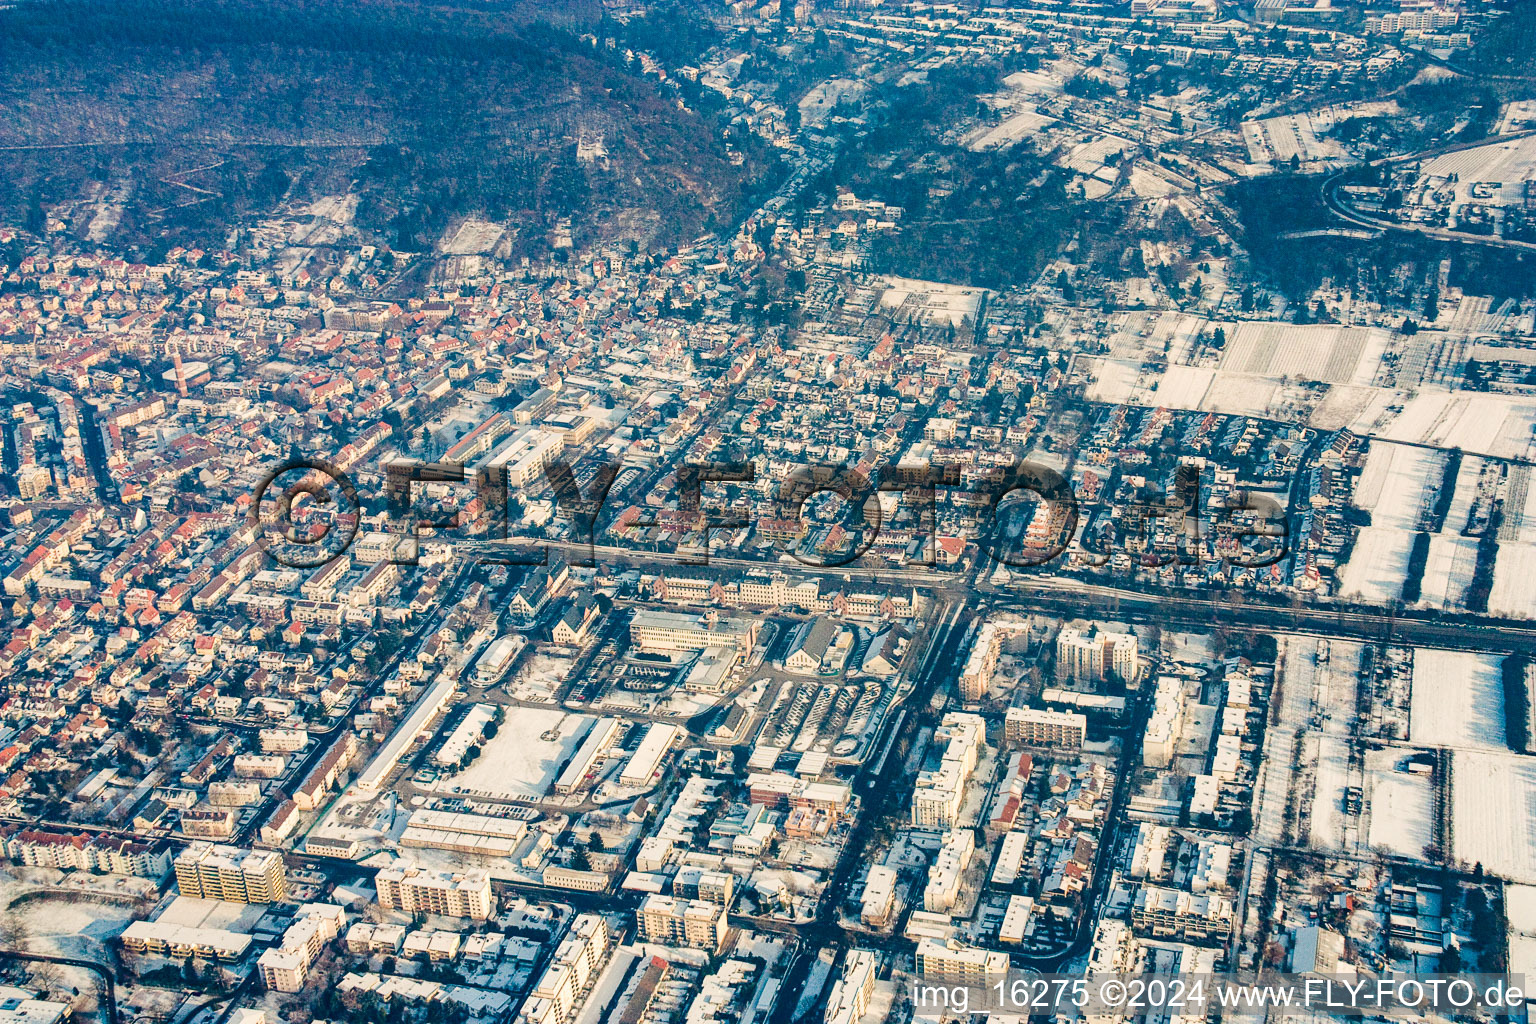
[1451, 749, 1536, 882]
[1242, 112, 1345, 166]
[306, 194, 358, 223]
[1261, 637, 1363, 851]
[1352, 442, 1441, 529]
[1148, 365, 1215, 410]
[1337, 443, 1444, 603]
[440, 217, 504, 255]
[1365, 749, 1436, 859]
[1059, 134, 1133, 177]
[1309, 733, 1352, 851]
[1084, 358, 1142, 404]
[1490, 543, 1536, 618]
[1497, 100, 1536, 135]
[1127, 164, 1179, 199]
[1362, 392, 1536, 461]
[799, 78, 869, 126]
[966, 108, 1057, 151]
[433, 707, 593, 801]
[1240, 102, 1397, 167]
[1419, 135, 1536, 210]
[511, 652, 575, 703]
[0, 879, 145, 960]
[1507, 884, 1536, 979]
[1216, 323, 1389, 387]
[877, 277, 987, 327]
[1409, 649, 1507, 751]
[1338, 528, 1417, 604]
[1442, 456, 1488, 535]
[1303, 639, 1362, 853]
[1417, 535, 1479, 609]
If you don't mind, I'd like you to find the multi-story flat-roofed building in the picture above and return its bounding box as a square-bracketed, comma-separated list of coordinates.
[120, 920, 252, 962]
[911, 712, 984, 829]
[258, 904, 345, 992]
[180, 806, 238, 839]
[923, 829, 974, 913]
[637, 894, 727, 952]
[1056, 626, 1138, 684]
[553, 717, 622, 794]
[1004, 706, 1087, 748]
[629, 610, 757, 660]
[620, 723, 680, 787]
[1130, 885, 1234, 943]
[174, 843, 286, 903]
[375, 866, 494, 920]
[914, 938, 1009, 979]
[514, 914, 610, 1024]
[958, 622, 1003, 702]
[1143, 676, 1185, 769]
[861, 865, 897, 927]
[672, 866, 734, 907]
[824, 949, 877, 1024]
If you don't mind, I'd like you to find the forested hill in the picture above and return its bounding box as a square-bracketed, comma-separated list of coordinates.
[0, 0, 776, 254]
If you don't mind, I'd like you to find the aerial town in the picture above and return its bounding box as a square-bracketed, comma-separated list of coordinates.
[0, 0, 1533, 1023]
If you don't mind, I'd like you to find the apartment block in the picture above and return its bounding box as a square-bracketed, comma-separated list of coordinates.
[958, 622, 1003, 702]
[911, 712, 984, 829]
[375, 866, 494, 920]
[637, 894, 727, 952]
[1004, 706, 1087, 748]
[914, 938, 1009, 979]
[1056, 626, 1138, 684]
[824, 949, 877, 1024]
[259, 904, 345, 992]
[174, 843, 287, 903]
[514, 914, 611, 1024]
[1129, 885, 1234, 943]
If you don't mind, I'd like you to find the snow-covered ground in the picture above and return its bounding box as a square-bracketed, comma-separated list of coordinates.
[1148, 365, 1217, 410]
[1409, 649, 1508, 751]
[1419, 134, 1536, 210]
[1242, 113, 1344, 166]
[1309, 733, 1352, 852]
[1489, 543, 1536, 619]
[799, 78, 869, 127]
[440, 217, 505, 255]
[1301, 639, 1363, 853]
[1338, 443, 1450, 605]
[1365, 748, 1436, 860]
[1240, 101, 1397, 168]
[1451, 749, 1536, 882]
[1127, 163, 1180, 199]
[1084, 358, 1141, 404]
[1417, 534, 1479, 609]
[1352, 443, 1441, 530]
[877, 277, 987, 327]
[1506, 884, 1536, 980]
[0, 871, 147, 961]
[1215, 323, 1390, 387]
[433, 707, 593, 801]
[966, 108, 1057, 151]
[1338, 528, 1417, 605]
[1252, 636, 1326, 848]
[510, 652, 575, 703]
[1360, 392, 1536, 462]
